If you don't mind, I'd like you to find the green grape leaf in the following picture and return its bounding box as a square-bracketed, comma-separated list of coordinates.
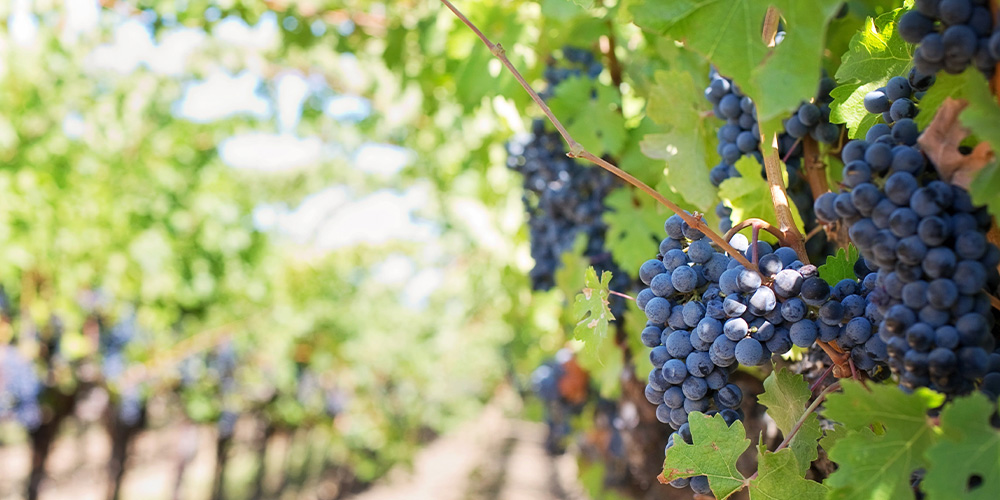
[913, 70, 978, 130]
[818, 423, 856, 453]
[817, 244, 860, 286]
[662, 412, 751, 499]
[641, 69, 718, 212]
[619, 118, 670, 187]
[573, 323, 625, 399]
[748, 447, 828, 500]
[549, 77, 627, 156]
[960, 68, 1000, 154]
[718, 156, 805, 235]
[923, 393, 1000, 500]
[822, 381, 945, 500]
[970, 163, 1000, 221]
[604, 188, 664, 278]
[573, 266, 615, 344]
[757, 367, 821, 474]
[629, 0, 843, 130]
[555, 234, 591, 302]
[829, 7, 912, 139]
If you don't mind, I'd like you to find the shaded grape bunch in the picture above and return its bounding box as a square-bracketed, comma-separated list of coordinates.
[0, 345, 43, 430]
[900, 0, 998, 77]
[705, 70, 839, 234]
[782, 74, 840, 145]
[814, 124, 999, 395]
[531, 350, 589, 454]
[507, 48, 630, 296]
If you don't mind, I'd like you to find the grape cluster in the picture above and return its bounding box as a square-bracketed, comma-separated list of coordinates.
[539, 46, 604, 100]
[0, 345, 43, 429]
[638, 216, 876, 491]
[900, 0, 998, 77]
[861, 71, 932, 134]
[815, 119, 999, 395]
[782, 76, 840, 145]
[704, 70, 840, 234]
[507, 49, 630, 297]
[531, 349, 589, 454]
[507, 121, 622, 291]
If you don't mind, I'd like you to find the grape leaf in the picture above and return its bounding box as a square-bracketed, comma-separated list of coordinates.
[757, 367, 821, 474]
[817, 244, 859, 286]
[822, 381, 945, 500]
[913, 70, 977, 130]
[718, 156, 805, 235]
[573, 266, 615, 342]
[604, 189, 664, 278]
[662, 412, 750, 499]
[641, 69, 718, 212]
[829, 7, 912, 139]
[960, 68, 1000, 155]
[619, 118, 669, 187]
[970, 163, 1000, 221]
[628, 0, 843, 131]
[571, 266, 623, 398]
[923, 393, 1000, 500]
[549, 77, 627, 156]
[748, 446, 828, 500]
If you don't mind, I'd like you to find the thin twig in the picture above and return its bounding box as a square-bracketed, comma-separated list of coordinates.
[438, 0, 761, 273]
[602, 21, 623, 88]
[804, 223, 825, 242]
[809, 364, 835, 393]
[751, 224, 761, 265]
[724, 218, 792, 248]
[609, 290, 635, 301]
[774, 381, 840, 453]
[988, 290, 1000, 311]
[746, 381, 841, 483]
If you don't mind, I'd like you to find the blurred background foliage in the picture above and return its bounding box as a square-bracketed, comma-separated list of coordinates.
[0, 0, 695, 498]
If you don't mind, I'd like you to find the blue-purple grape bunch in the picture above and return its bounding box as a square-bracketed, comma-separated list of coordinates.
[814, 94, 999, 395]
[507, 48, 631, 307]
[531, 349, 587, 454]
[705, 70, 840, 234]
[0, 345, 43, 430]
[900, 0, 999, 77]
[637, 213, 853, 492]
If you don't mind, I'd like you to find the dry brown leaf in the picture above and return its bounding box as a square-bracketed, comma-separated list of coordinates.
[916, 97, 995, 190]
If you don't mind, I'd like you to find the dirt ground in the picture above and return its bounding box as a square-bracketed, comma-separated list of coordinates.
[0, 405, 587, 500]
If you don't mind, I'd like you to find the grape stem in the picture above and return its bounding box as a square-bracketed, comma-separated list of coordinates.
[808, 363, 835, 393]
[438, 0, 761, 274]
[987, 291, 1000, 312]
[608, 290, 635, 301]
[802, 136, 830, 202]
[724, 218, 794, 249]
[601, 21, 623, 88]
[758, 8, 810, 264]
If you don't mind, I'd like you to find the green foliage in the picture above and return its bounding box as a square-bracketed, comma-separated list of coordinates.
[604, 189, 664, 277]
[572, 266, 616, 342]
[757, 368, 821, 474]
[662, 412, 750, 498]
[662, 412, 827, 500]
[719, 156, 805, 236]
[923, 394, 1000, 500]
[641, 69, 718, 211]
[629, 0, 843, 133]
[829, 7, 912, 138]
[549, 77, 628, 155]
[818, 244, 860, 286]
[823, 381, 945, 500]
[571, 266, 623, 398]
